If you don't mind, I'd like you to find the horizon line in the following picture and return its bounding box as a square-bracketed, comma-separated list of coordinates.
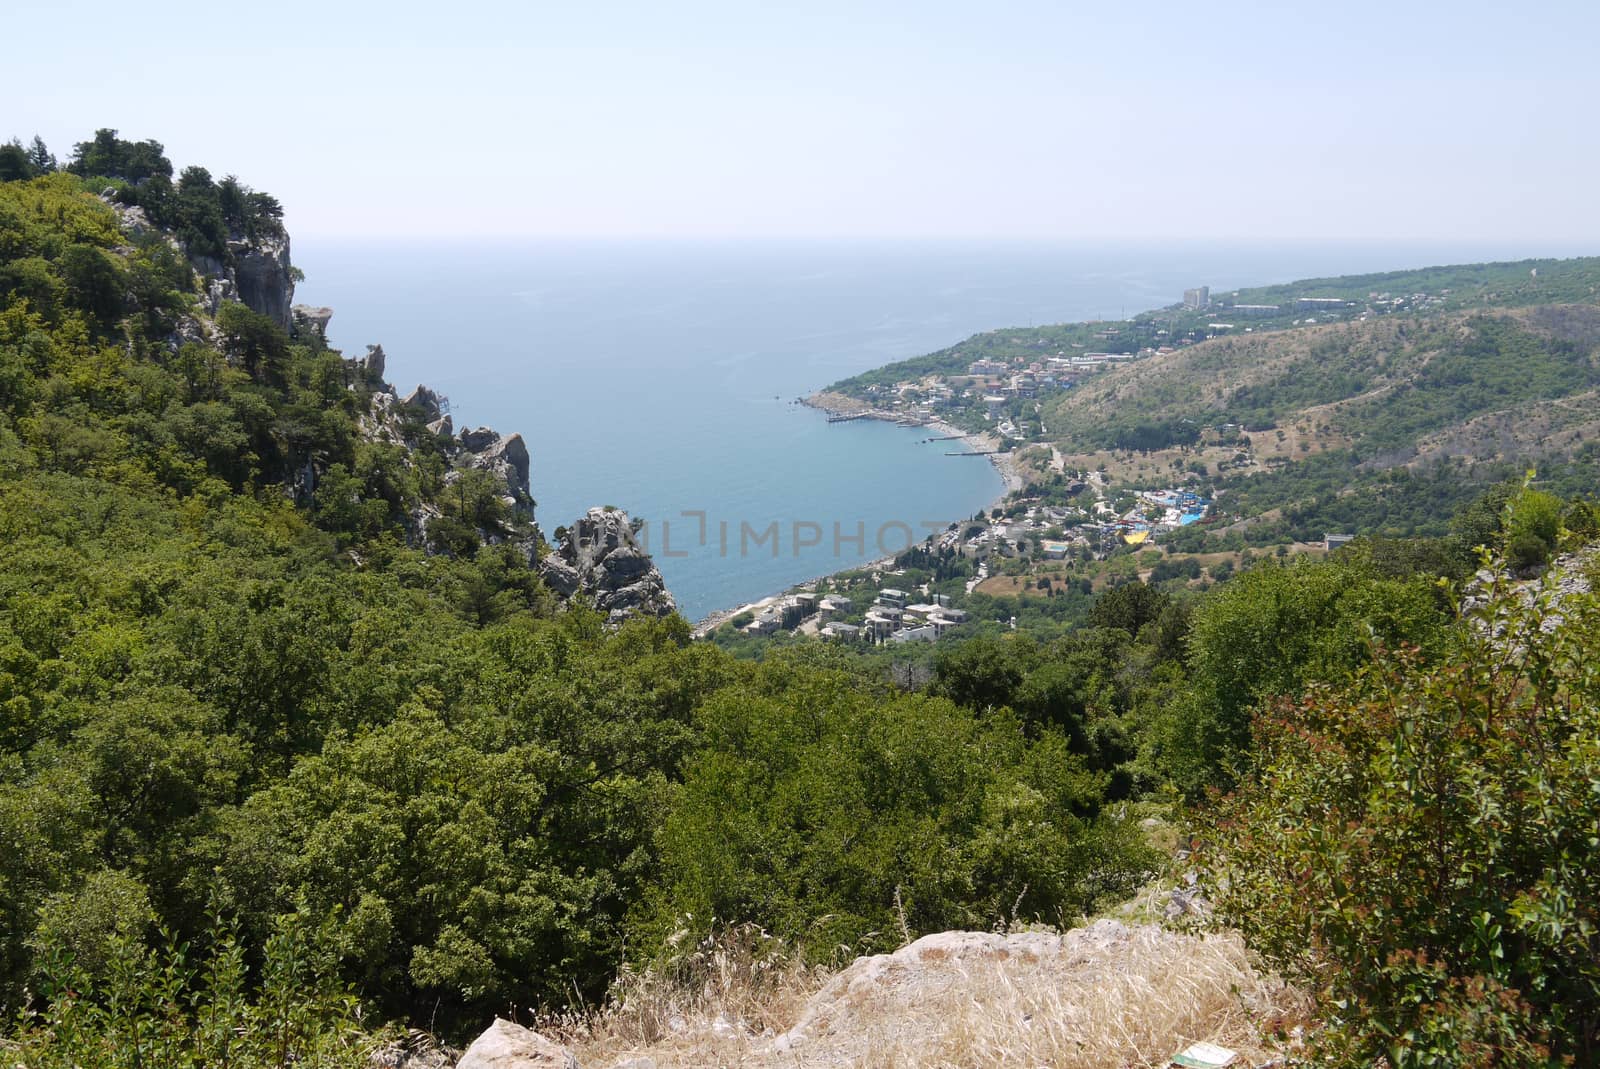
[285, 232, 1600, 249]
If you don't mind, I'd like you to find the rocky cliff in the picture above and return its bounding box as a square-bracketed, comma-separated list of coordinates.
[538, 507, 678, 622]
[187, 231, 296, 330]
[356, 373, 539, 553]
[340, 331, 675, 621]
[108, 197, 297, 338]
[114, 190, 678, 622]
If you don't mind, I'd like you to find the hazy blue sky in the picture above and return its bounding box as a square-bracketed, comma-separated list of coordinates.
[9, 0, 1596, 241]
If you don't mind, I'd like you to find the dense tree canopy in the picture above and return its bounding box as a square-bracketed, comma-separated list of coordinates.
[0, 150, 1163, 1042]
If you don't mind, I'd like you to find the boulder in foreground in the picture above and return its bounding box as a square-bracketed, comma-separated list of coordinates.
[456, 1018, 579, 1069]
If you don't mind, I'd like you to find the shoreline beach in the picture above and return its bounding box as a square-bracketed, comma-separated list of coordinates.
[801, 391, 1025, 496]
[691, 394, 1023, 635]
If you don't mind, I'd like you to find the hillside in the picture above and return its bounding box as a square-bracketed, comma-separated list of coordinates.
[1041, 304, 1600, 460]
[828, 256, 1600, 398]
[819, 257, 1600, 546]
[0, 131, 1160, 1056]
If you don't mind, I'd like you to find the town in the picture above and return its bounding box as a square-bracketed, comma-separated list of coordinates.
[717, 478, 1215, 646]
[817, 277, 1471, 439]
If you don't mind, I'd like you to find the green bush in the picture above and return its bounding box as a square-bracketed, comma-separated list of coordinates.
[644, 652, 1157, 958]
[1196, 563, 1600, 1065]
[7, 904, 379, 1069]
[1504, 487, 1564, 572]
[1153, 554, 1449, 796]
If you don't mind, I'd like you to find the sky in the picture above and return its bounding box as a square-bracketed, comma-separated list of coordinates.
[7, 0, 1597, 242]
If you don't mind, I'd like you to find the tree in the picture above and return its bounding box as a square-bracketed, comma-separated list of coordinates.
[68, 129, 170, 183]
[69, 128, 126, 177]
[218, 175, 248, 232]
[1086, 580, 1168, 636]
[122, 138, 172, 183]
[1157, 555, 1447, 795]
[934, 635, 1032, 711]
[57, 244, 126, 325]
[651, 667, 1154, 964]
[216, 302, 289, 384]
[174, 167, 228, 258]
[26, 135, 55, 174]
[0, 139, 29, 182]
[1504, 486, 1563, 573]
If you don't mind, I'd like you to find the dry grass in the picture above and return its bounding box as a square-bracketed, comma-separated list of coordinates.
[565, 921, 1310, 1069]
[835, 927, 1308, 1069]
[559, 924, 827, 1068]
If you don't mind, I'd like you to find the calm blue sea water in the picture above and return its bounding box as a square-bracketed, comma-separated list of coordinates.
[294, 238, 1588, 621]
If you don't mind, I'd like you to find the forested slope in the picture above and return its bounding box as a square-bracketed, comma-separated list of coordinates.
[0, 134, 1158, 1047]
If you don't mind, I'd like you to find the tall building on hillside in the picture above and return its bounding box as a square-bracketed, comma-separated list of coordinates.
[1184, 286, 1210, 309]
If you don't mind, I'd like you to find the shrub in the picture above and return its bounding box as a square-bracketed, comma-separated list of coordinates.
[1195, 561, 1600, 1065]
[7, 904, 380, 1069]
[1504, 487, 1564, 573]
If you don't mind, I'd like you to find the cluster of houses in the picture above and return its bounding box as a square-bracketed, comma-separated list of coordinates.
[968, 352, 1143, 412]
[855, 588, 970, 644]
[934, 485, 1212, 565]
[740, 591, 849, 637]
[857, 347, 1156, 427]
[1185, 289, 1469, 329]
[739, 587, 972, 644]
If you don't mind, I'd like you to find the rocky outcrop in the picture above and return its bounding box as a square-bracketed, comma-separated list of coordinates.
[402, 385, 448, 422]
[455, 1018, 578, 1069]
[460, 428, 532, 496]
[188, 231, 296, 330]
[349, 379, 545, 566]
[747, 921, 1301, 1067]
[292, 303, 334, 341]
[107, 199, 154, 239]
[771, 925, 1124, 1056]
[231, 232, 295, 328]
[338, 343, 387, 388]
[565, 920, 1303, 1068]
[539, 508, 676, 622]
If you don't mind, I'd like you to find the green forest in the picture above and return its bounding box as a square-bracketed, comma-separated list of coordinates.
[2, 133, 1599, 1066]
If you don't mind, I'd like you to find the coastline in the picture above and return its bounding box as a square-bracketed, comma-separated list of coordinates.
[802, 390, 1025, 498]
[691, 552, 900, 638]
[690, 392, 1022, 636]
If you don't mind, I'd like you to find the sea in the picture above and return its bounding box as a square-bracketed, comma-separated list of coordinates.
[294, 238, 1588, 622]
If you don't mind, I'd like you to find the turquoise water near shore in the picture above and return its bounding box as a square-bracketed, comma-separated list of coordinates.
[294, 238, 1586, 621]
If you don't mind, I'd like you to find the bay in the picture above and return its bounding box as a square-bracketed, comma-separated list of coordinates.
[294, 238, 1583, 621]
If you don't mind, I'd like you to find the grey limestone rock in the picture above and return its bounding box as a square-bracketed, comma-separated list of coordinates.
[292, 304, 334, 339]
[401, 385, 446, 421]
[459, 426, 501, 452]
[464, 432, 532, 500]
[361, 343, 387, 380]
[231, 232, 295, 329]
[454, 1018, 578, 1069]
[186, 233, 296, 330]
[539, 508, 676, 620]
